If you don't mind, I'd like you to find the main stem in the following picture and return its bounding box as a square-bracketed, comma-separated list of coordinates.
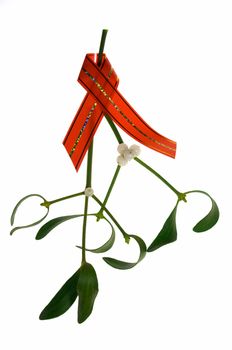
[81, 29, 108, 264]
[81, 196, 89, 263]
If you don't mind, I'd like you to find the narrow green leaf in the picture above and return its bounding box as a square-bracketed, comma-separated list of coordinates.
[77, 263, 98, 324]
[36, 214, 101, 240]
[188, 190, 220, 232]
[147, 203, 178, 252]
[76, 217, 115, 253]
[10, 194, 49, 235]
[35, 215, 83, 240]
[39, 270, 80, 320]
[103, 234, 147, 270]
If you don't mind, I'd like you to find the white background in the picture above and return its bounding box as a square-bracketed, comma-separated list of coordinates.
[0, 0, 231, 349]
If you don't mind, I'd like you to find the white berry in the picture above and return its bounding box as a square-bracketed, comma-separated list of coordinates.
[117, 155, 128, 166]
[117, 143, 129, 154]
[129, 144, 141, 157]
[84, 187, 94, 197]
[123, 149, 133, 161]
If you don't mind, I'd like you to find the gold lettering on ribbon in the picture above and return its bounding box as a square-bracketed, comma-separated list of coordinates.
[69, 102, 97, 157]
[83, 69, 175, 152]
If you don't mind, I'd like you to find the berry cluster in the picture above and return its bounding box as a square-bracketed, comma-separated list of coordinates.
[116, 143, 141, 166]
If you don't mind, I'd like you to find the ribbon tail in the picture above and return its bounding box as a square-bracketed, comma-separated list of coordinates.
[107, 91, 176, 158]
[63, 94, 103, 172]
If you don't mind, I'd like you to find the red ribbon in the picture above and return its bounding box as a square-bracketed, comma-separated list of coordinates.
[63, 54, 176, 172]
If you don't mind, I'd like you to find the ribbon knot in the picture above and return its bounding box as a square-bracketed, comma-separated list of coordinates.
[63, 53, 176, 172]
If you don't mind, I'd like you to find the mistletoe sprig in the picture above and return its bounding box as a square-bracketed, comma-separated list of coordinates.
[10, 30, 219, 324]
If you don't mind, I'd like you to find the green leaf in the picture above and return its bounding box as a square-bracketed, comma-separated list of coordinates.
[103, 234, 147, 270]
[39, 270, 80, 320]
[188, 191, 220, 232]
[76, 217, 115, 253]
[147, 203, 178, 252]
[35, 215, 83, 240]
[10, 194, 49, 235]
[77, 263, 98, 324]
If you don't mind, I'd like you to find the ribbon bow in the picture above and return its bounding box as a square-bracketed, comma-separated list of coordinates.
[63, 53, 176, 172]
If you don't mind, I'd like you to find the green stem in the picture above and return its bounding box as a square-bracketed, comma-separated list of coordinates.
[81, 29, 108, 264]
[98, 29, 108, 66]
[134, 157, 185, 200]
[86, 141, 94, 187]
[81, 141, 94, 264]
[40, 191, 84, 208]
[97, 165, 121, 217]
[93, 195, 130, 242]
[105, 115, 124, 143]
[99, 31, 123, 145]
[81, 196, 89, 263]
